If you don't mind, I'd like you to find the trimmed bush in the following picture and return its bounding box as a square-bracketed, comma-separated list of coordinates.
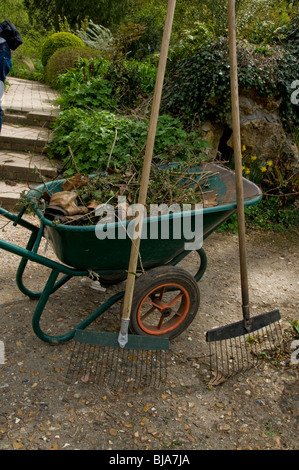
[44, 46, 101, 87]
[41, 32, 85, 66]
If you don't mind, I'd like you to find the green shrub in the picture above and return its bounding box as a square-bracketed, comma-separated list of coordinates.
[9, 57, 43, 81]
[55, 56, 156, 111]
[55, 57, 115, 109]
[41, 32, 85, 66]
[48, 108, 209, 176]
[9, 29, 49, 80]
[237, 0, 294, 45]
[162, 37, 299, 132]
[74, 21, 114, 57]
[218, 196, 298, 233]
[57, 74, 116, 110]
[103, 59, 157, 108]
[44, 46, 101, 87]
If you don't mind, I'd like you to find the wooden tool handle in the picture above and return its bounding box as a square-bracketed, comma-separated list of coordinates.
[228, 0, 250, 328]
[121, 0, 177, 322]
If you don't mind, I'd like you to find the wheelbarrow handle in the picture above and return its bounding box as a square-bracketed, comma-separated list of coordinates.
[0, 236, 86, 276]
[0, 206, 39, 233]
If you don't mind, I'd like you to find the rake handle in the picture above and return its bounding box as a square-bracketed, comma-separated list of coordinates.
[228, 0, 250, 330]
[121, 0, 177, 324]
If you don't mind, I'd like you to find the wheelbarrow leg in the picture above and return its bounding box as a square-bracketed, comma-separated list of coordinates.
[32, 269, 61, 342]
[168, 247, 208, 282]
[194, 247, 208, 282]
[15, 222, 73, 299]
[32, 268, 125, 344]
[16, 229, 44, 299]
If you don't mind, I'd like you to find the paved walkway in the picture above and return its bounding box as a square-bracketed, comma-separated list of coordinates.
[2, 76, 59, 116]
[0, 77, 60, 210]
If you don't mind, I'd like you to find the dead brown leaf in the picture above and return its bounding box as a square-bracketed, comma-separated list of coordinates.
[62, 174, 89, 191]
[203, 193, 218, 207]
[209, 370, 227, 386]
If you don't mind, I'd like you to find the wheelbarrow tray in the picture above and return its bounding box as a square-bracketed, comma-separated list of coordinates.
[26, 163, 262, 271]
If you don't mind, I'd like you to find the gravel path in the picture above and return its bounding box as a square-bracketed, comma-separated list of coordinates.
[0, 213, 298, 451]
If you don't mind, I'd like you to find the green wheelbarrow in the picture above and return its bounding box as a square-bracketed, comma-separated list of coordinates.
[0, 163, 262, 344]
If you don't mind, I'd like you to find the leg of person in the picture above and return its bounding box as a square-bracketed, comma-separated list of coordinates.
[0, 43, 12, 132]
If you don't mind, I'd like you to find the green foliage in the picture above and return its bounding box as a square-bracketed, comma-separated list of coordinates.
[103, 59, 156, 108]
[24, 0, 130, 32]
[237, 0, 294, 45]
[8, 27, 48, 81]
[163, 37, 299, 132]
[218, 197, 298, 233]
[124, 0, 166, 58]
[9, 58, 43, 81]
[54, 57, 116, 110]
[48, 109, 209, 176]
[125, 0, 245, 57]
[246, 197, 298, 232]
[44, 46, 101, 87]
[219, 152, 299, 234]
[58, 75, 116, 111]
[290, 320, 299, 336]
[274, 11, 299, 55]
[73, 21, 115, 57]
[169, 22, 215, 63]
[56, 56, 156, 111]
[163, 37, 231, 123]
[41, 32, 85, 66]
[0, 0, 29, 26]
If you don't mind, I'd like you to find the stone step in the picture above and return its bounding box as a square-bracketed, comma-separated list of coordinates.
[3, 108, 58, 127]
[0, 180, 31, 211]
[0, 123, 53, 153]
[0, 150, 59, 183]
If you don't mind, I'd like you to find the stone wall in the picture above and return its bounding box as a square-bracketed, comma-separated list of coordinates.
[201, 91, 298, 166]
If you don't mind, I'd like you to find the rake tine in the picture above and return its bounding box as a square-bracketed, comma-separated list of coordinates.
[71, 342, 86, 381]
[231, 337, 238, 376]
[109, 347, 118, 386]
[243, 338, 251, 371]
[207, 319, 285, 385]
[273, 321, 283, 347]
[66, 329, 168, 390]
[93, 346, 103, 384]
[154, 351, 161, 387]
[138, 350, 146, 387]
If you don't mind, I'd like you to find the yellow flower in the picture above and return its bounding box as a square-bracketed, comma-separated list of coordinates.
[245, 168, 250, 175]
[266, 160, 273, 166]
[251, 156, 257, 161]
[260, 166, 267, 172]
[242, 145, 246, 151]
[242, 165, 246, 171]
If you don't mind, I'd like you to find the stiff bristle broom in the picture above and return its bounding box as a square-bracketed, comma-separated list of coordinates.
[67, 0, 177, 389]
[205, 0, 283, 385]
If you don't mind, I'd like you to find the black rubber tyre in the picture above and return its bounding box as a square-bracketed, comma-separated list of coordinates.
[129, 266, 200, 340]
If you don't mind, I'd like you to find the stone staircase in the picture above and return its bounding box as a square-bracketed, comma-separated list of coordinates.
[0, 79, 60, 211]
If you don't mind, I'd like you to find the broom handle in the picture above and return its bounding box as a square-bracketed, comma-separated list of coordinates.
[121, 0, 177, 323]
[228, 0, 251, 330]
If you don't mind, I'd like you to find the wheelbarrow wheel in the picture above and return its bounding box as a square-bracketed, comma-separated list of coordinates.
[129, 266, 200, 340]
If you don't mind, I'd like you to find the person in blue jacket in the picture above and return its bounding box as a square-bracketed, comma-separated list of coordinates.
[0, 24, 12, 132]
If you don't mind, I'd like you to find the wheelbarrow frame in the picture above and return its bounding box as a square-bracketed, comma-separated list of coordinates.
[0, 164, 262, 344]
[0, 205, 208, 343]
